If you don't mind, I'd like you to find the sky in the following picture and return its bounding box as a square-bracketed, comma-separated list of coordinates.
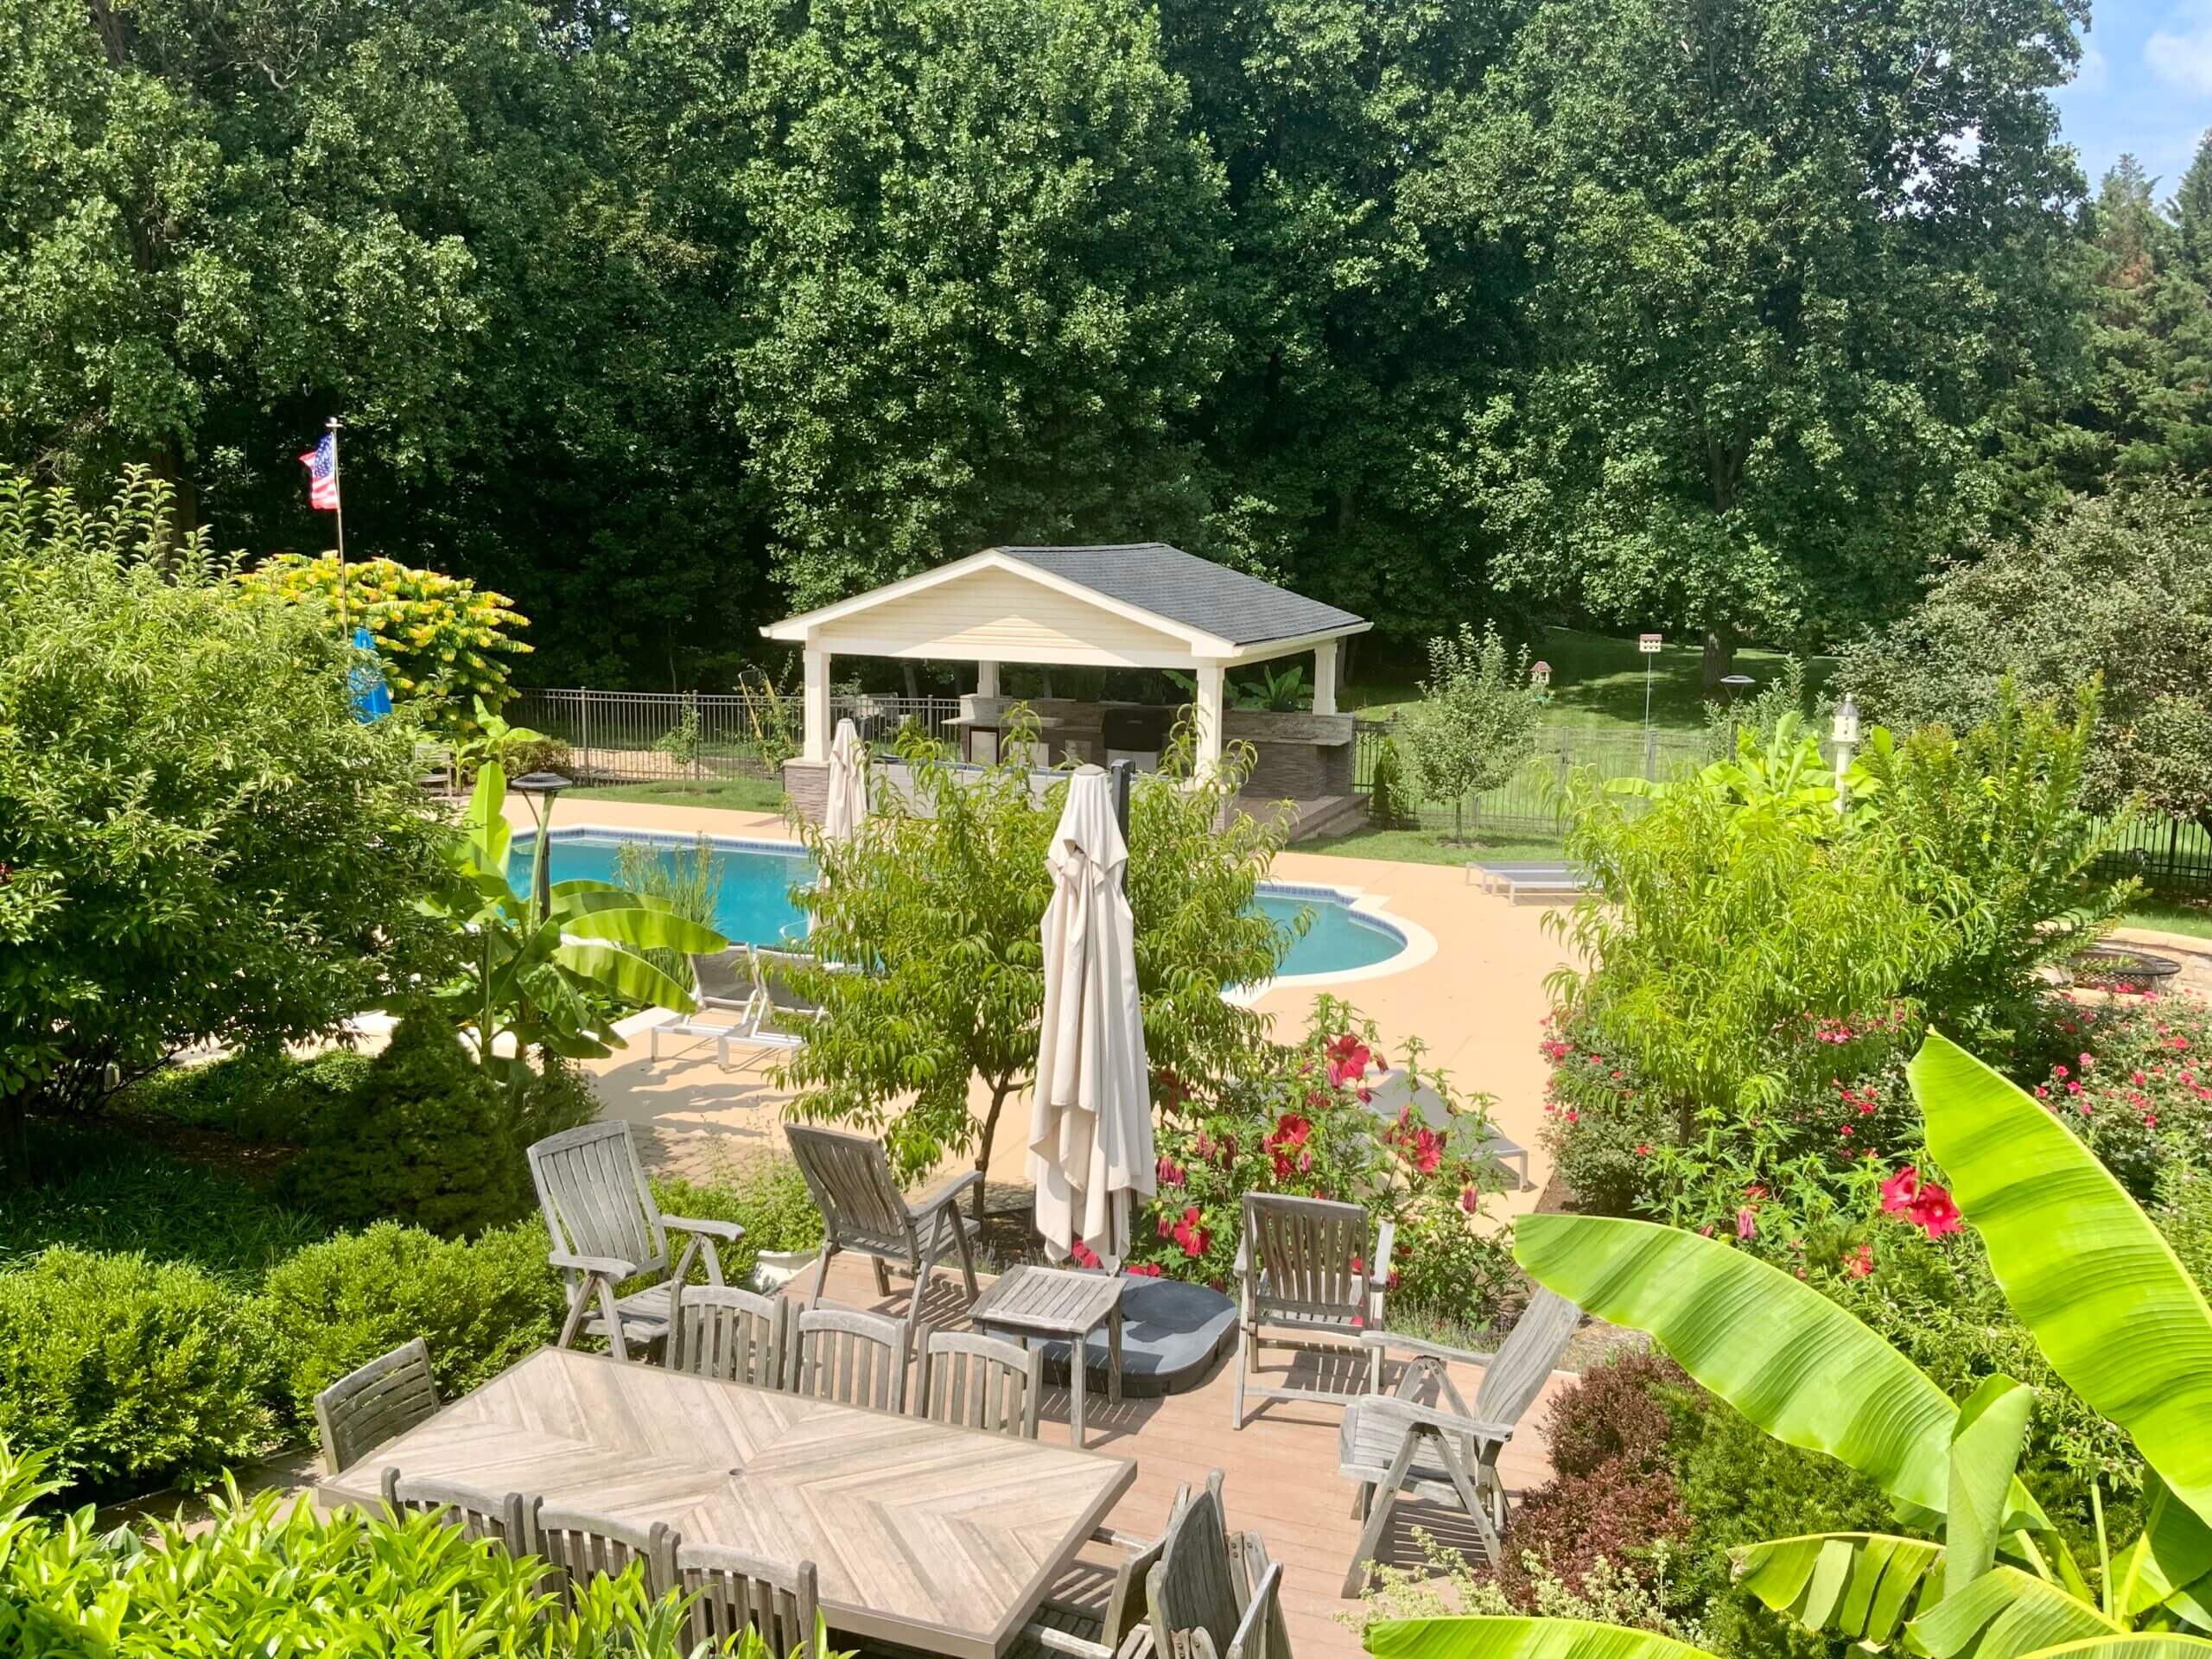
[2055, 0, 2212, 198]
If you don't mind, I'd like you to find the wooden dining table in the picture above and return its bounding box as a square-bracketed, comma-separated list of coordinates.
[317, 1347, 1138, 1659]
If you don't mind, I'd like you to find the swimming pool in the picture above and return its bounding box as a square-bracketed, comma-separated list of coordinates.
[516, 830, 1409, 982]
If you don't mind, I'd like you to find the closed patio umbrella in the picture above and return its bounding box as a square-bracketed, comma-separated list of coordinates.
[823, 717, 868, 844]
[1029, 766, 1154, 1268]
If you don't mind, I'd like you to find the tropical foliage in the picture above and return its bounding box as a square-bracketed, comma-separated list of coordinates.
[0, 472, 449, 1159]
[407, 762, 725, 1096]
[780, 715, 1289, 1209]
[1370, 1031, 2212, 1659]
[235, 553, 531, 734]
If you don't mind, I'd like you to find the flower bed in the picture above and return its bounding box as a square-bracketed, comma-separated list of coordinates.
[1128, 997, 1519, 1331]
[2022, 988, 2212, 1198]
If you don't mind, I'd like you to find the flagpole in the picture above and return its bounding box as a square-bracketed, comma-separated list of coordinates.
[327, 416, 348, 633]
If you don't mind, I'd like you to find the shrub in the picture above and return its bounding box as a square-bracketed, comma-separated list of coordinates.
[254, 1219, 564, 1427]
[2017, 988, 2212, 1200]
[120, 1046, 370, 1145]
[0, 1248, 271, 1498]
[1367, 735, 1418, 830]
[277, 1016, 534, 1236]
[653, 1160, 825, 1287]
[234, 552, 532, 738]
[0, 471, 452, 1155]
[0, 1122, 330, 1287]
[1133, 999, 1517, 1329]
[0, 1443, 754, 1658]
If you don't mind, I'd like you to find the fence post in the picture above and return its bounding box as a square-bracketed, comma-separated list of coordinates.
[580, 693, 594, 782]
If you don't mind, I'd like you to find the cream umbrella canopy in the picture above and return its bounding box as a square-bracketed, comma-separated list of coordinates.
[823, 718, 868, 844]
[1029, 766, 1154, 1267]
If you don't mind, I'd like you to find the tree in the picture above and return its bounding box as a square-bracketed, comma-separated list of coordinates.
[620, 0, 1234, 613]
[778, 716, 1292, 1217]
[1397, 624, 1547, 839]
[1840, 484, 2212, 830]
[1440, 0, 2091, 679]
[408, 761, 724, 1099]
[1153, 0, 1523, 641]
[0, 471, 450, 1161]
[2004, 157, 2212, 496]
[1363, 1031, 2212, 1659]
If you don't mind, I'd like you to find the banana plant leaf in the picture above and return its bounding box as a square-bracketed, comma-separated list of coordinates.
[1366, 1616, 1723, 1659]
[1944, 1376, 2037, 1599]
[1515, 1213, 1959, 1513]
[553, 940, 697, 1013]
[2120, 1480, 2212, 1625]
[1734, 1532, 1946, 1647]
[1914, 1033, 2212, 1532]
[1909, 1566, 2122, 1658]
[460, 761, 512, 874]
[556, 906, 725, 955]
[2019, 1640, 2212, 1657]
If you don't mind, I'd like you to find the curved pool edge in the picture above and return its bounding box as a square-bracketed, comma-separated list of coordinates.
[1228, 881, 1435, 1006]
[533, 823, 1432, 995]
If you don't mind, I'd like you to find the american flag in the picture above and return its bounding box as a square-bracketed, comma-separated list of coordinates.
[299, 431, 339, 511]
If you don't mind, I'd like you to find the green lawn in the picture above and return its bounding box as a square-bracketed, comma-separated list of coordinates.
[2118, 897, 2212, 940]
[1300, 823, 1567, 868]
[1344, 625, 1838, 736]
[572, 778, 787, 813]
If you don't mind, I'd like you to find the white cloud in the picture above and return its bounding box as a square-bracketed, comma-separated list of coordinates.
[2076, 41, 2108, 94]
[2149, 4, 2212, 94]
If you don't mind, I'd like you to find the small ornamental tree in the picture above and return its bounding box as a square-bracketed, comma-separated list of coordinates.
[1398, 622, 1548, 839]
[779, 713, 1293, 1217]
[0, 473, 451, 1166]
[236, 553, 531, 736]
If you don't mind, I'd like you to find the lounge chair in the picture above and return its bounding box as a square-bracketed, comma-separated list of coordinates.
[647, 946, 758, 1069]
[1336, 1287, 1583, 1591]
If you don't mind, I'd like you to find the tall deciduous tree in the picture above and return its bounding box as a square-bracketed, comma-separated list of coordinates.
[618, 0, 1233, 614]
[1440, 0, 2089, 681]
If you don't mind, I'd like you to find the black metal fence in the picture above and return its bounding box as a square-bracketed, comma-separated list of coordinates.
[2090, 814, 2212, 898]
[1354, 717, 1709, 838]
[510, 688, 961, 785]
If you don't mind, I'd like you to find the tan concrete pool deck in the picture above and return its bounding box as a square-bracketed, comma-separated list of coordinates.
[518, 795, 1570, 1214]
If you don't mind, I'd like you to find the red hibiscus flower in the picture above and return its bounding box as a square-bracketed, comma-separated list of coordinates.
[1459, 1184, 1482, 1215]
[1843, 1243, 1874, 1279]
[1908, 1185, 1963, 1238]
[1156, 1154, 1185, 1188]
[1155, 1068, 1187, 1111]
[1404, 1125, 1443, 1175]
[1879, 1166, 1922, 1215]
[1325, 1034, 1372, 1088]
[1268, 1113, 1313, 1150]
[1123, 1262, 1163, 1278]
[1172, 1206, 1211, 1259]
[1070, 1239, 1101, 1268]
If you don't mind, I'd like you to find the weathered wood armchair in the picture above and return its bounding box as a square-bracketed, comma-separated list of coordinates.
[1230, 1193, 1394, 1428]
[1336, 1285, 1583, 1592]
[784, 1124, 981, 1351]
[1143, 1484, 1287, 1659]
[315, 1338, 441, 1474]
[527, 1121, 743, 1362]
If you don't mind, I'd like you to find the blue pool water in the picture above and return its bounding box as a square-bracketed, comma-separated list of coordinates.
[518, 831, 1406, 980]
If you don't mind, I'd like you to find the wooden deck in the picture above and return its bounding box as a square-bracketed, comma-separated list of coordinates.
[808, 1255, 1573, 1659]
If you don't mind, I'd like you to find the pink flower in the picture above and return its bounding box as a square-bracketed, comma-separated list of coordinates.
[1156, 1154, 1185, 1187]
[1123, 1262, 1163, 1278]
[2054, 1064, 2069, 1079]
[1843, 1243, 1874, 1279]
[1736, 1206, 1758, 1241]
[1404, 1126, 1444, 1174]
[1459, 1184, 1481, 1214]
[1634, 1143, 1650, 1157]
[1880, 1166, 1922, 1215]
[1070, 1239, 1101, 1268]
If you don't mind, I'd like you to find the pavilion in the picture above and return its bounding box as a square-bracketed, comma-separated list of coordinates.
[761, 543, 1375, 836]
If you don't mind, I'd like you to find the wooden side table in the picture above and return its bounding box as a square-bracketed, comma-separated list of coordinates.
[967, 1264, 1125, 1448]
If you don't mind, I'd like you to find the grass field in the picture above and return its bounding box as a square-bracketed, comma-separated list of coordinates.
[1300, 823, 1567, 868]
[1344, 625, 1838, 735]
[2119, 897, 2212, 940]
[574, 778, 786, 813]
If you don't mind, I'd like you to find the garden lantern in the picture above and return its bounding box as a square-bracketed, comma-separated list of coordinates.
[1719, 673, 1755, 753]
[512, 769, 573, 922]
[1530, 659, 1552, 693]
[1831, 694, 1862, 815]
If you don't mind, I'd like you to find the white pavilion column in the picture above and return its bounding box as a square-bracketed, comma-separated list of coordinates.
[1194, 662, 1226, 778]
[976, 660, 1000, 697]
[1313, 639, 1339, 716]
[802, 645, 832, 764]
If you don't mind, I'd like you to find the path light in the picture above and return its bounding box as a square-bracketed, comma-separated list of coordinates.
[1831, 694, 1862, 816]
[512, 770, 574, 923]
[1719, 673, 1755, 755]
